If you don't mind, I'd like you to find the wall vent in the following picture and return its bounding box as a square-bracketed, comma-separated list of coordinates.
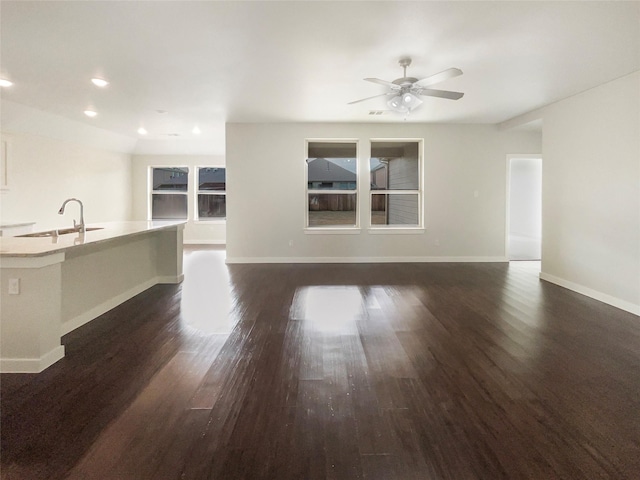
[369, 110, 386, 116]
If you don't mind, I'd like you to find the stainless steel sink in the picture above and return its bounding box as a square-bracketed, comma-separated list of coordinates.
[17, 227, 103, 238]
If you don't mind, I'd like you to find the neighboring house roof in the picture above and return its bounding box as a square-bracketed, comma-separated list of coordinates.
[199, 168, 226, 190]
[154, 167, 226, 190]
[154, 172, 188, 190]
[307, 158, 356, 183]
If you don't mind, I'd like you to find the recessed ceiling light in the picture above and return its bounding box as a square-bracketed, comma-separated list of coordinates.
[84, 109, 97, 117]
[137, 127, 148, 135]
[0, 79, 13, 87]
[192, 126, 201, 135]
[91, 78, 109, 87]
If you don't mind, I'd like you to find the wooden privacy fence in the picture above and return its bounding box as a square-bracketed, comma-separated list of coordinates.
[309, 194, 355, 211]
[308, 194, 387, 211]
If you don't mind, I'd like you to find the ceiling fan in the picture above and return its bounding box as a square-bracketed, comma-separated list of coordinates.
[348, 57, 464, 114]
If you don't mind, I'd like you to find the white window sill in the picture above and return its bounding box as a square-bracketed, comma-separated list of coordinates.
[304, 228, 361, 235]
[367, 227, 425, 235]
[194, 219, 226, 224]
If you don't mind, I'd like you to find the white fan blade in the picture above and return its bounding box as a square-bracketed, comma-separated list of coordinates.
[348, 92, 393, 105]
[414, 68, 463, 87]
[364, 77, 401, 89]
[414, 88, 464, 100]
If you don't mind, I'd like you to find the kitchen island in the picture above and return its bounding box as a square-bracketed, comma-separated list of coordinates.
[0, 220, 185, 373]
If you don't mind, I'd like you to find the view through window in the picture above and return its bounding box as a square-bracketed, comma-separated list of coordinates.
[306, 142, 357, 228]
[151, 167, 189, 219]
[370, 141, 421, 227]
[197, 167, 226, 220]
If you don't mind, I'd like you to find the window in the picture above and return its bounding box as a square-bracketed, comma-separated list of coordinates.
[306, 141, 358, 228]
[370, 140, 422, 227]
[150, 167, 188, 219]
[196, 167, 226, 220]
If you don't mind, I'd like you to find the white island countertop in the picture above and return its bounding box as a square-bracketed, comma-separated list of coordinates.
[0, 220, 186, 258]
[1, 219, 185, 373]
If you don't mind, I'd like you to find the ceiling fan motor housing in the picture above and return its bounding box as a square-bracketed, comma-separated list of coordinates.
[392, 77, 419, 88]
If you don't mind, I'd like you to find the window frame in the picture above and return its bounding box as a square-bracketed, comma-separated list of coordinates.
[194, 165, 227, 223]
[304, 139, 360, 234]
[368, 138, 425, 233]
[148, 166, 190, 221]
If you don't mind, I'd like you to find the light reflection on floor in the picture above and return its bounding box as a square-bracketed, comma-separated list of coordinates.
[180, 246, 234, 334]
[495, 260, 545, 365]
[292, 286, 363, 334]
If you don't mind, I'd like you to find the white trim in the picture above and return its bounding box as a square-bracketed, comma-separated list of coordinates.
[157, 274, 184, 284]
[367, 228, 425, 235]
[304, 228, 361, 235]
[0, 345, 65, 373]
[59, 273, 183, 337]
[0, 252, 65, 269]
[193, 219, 226, 225]
[184, 239, 226, 245]
[226, 256, 508, 264]
[60, 278, 158, 335]
[1, 140, 9, 191]
[539, 272, 640, 316]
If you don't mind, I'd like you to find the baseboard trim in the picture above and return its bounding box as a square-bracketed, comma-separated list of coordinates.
[60, 278, 158, 336]
[226, 256, 508, 264]
[0, 345, 65, 373]
[539, 272, 640, 316]
[184, 240, 226, 245]
[157, 274, 184, 284]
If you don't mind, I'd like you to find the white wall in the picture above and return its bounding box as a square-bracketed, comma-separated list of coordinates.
[540, 72, 640, 314]
[226, 122, 541, 262]
[0, 132, 132, 231]
[131, 155, 226, 244]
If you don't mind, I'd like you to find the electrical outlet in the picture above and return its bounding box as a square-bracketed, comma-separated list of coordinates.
[8, 278, 20, 295]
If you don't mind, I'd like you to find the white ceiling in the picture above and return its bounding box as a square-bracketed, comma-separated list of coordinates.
[1, 1, 638, 155]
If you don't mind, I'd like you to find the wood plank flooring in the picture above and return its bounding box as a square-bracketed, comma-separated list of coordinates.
[2, 248, 639, 479]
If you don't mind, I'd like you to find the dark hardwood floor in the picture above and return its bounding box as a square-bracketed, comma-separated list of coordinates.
[2, 248, 639, 479]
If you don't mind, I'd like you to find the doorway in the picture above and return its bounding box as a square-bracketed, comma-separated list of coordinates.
[507, 156, 542, 261]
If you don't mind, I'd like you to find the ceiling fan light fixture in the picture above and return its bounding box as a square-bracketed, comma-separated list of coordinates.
[403, 92, 423, 109]
[387, 95, 409, 113]
[387, 92, 422, 113]
[388, 95, 402, 109]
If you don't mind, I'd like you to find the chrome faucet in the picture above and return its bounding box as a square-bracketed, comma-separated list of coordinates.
[58, 198, 85, 233]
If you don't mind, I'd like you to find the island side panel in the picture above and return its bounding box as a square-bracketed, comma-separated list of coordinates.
[0, 256, 65, 372]
[154, 225, 184, 283]
[60, 234, 160, 335]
